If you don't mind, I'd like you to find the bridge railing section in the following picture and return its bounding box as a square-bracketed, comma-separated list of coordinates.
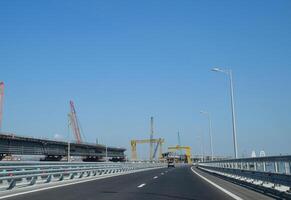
[0, 161, 166, 191]
[197, 155, 291, 194]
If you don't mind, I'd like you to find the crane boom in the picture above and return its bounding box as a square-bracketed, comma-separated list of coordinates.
[153, 138, 162, 159]
[69, 100, 82, 143]
[0, 82, 4, 131]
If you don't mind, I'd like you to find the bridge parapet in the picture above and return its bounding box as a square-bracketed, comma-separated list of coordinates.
[197, 155, 291, 198]
[0, 161, 166, 192]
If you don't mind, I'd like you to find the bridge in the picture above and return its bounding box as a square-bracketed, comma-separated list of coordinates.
[0, 133, 125, 162]
[0, 155, 290, 200]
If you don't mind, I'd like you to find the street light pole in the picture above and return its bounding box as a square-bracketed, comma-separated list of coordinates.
[105, 145, 108, 162]
[212, 68, 238, 159]
[228, 70, 238, 159]
[197, 135, 204, 162]
[200, 111, 214, 161]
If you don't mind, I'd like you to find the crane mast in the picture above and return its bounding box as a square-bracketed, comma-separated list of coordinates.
[177, 131, 182, 155]
[150, 117, 154, 161]
[0, 82, 4, 132]
[69, 100, 82, 143]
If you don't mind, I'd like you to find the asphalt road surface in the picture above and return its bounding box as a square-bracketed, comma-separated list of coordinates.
[1, 166, 274, 200]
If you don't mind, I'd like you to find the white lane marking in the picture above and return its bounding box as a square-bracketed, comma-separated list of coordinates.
[153, 176, 158, 179]
[191, 167, 243, 200]
[0, 173, 122, 200]
[137, 183, 146, 188]
[161, 173, 164, 175]
[0, 167, 165, 200]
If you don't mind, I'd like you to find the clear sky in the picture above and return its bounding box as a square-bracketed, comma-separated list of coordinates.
[1, 0, 291, 158]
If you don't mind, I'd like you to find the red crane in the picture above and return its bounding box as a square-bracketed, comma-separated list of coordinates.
[68, 100, 82, 143]
[0, 82, 4, 131]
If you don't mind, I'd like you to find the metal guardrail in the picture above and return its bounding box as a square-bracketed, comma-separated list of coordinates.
[198, 155, 291, 192]
[0, 161, 166, 191]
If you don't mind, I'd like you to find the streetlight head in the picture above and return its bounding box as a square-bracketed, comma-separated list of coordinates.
[211, 67, 222, 72]
[211, 67, 229, 74]
[200, 111, 208, 115]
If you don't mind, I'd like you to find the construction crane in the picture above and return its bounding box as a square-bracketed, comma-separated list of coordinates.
[0, 82, 4, 132]
[168, 146, 192, 164]
[150, 117, 154, 161]
[131, 138, 165, 161]
[153, 138, 163, 159]
[131, 117, 165, 161]
[68, 100, 82, 143]
[177, 131, 182, 155]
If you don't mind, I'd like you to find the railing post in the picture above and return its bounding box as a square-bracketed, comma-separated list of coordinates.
[45, 175, 52, 183]
[7, 179, 16, 190]
[263, 162, 266, 172]
[284, 162, 290, 174]
[274, 162, 279, 173]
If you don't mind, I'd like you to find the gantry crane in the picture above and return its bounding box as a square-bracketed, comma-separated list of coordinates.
[131, 138, 165, 161]
[131, 117, 165, 161]
[168, 146, 192, 164]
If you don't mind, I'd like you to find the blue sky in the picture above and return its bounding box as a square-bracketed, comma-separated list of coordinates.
[1, 0, 291, 158]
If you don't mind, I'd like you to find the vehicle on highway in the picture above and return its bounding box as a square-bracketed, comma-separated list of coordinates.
[167, 161, 175, 168]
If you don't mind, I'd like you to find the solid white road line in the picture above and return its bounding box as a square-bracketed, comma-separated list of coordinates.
[0, 173, 124, 200]
[191, 167, 243, 200]
[0, 167, 164, 200]
[153, 176, 158, 179]
[137, 183, 146, 188]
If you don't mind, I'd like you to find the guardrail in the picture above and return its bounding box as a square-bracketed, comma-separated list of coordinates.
[0, 161, 166, 192]
[197, 155, 291, 198]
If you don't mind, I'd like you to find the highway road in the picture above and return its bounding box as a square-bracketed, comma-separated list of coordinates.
[1, 166, 274, 200]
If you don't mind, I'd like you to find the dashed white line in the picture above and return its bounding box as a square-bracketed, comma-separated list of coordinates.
[0, 172, 133, 200]
[191, 167, 243, 200]
[161, 173, 164, 175]
[0, 168, 158, 200]
[153, 176, 158, 179]
[137, 183, 146, 188]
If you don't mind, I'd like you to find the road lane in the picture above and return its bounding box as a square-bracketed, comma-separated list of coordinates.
[192, 167, 274, 200]
[0, 166, 274, 200]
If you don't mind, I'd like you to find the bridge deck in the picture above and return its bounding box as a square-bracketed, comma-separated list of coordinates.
[0, 133, 125, 161]
[0, 166, 273, 200]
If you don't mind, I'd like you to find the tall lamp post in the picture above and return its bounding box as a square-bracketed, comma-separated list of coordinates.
[200, 111, 214, 161]
[211, 67, 238, 159]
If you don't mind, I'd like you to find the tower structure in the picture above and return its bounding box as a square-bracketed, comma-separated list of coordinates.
[150, 116, 154, 161]
[0, 82, 4, 131]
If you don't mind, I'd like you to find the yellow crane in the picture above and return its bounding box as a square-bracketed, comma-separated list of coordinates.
[168, 146, 192, 164]
[131, 138, 165, 161]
